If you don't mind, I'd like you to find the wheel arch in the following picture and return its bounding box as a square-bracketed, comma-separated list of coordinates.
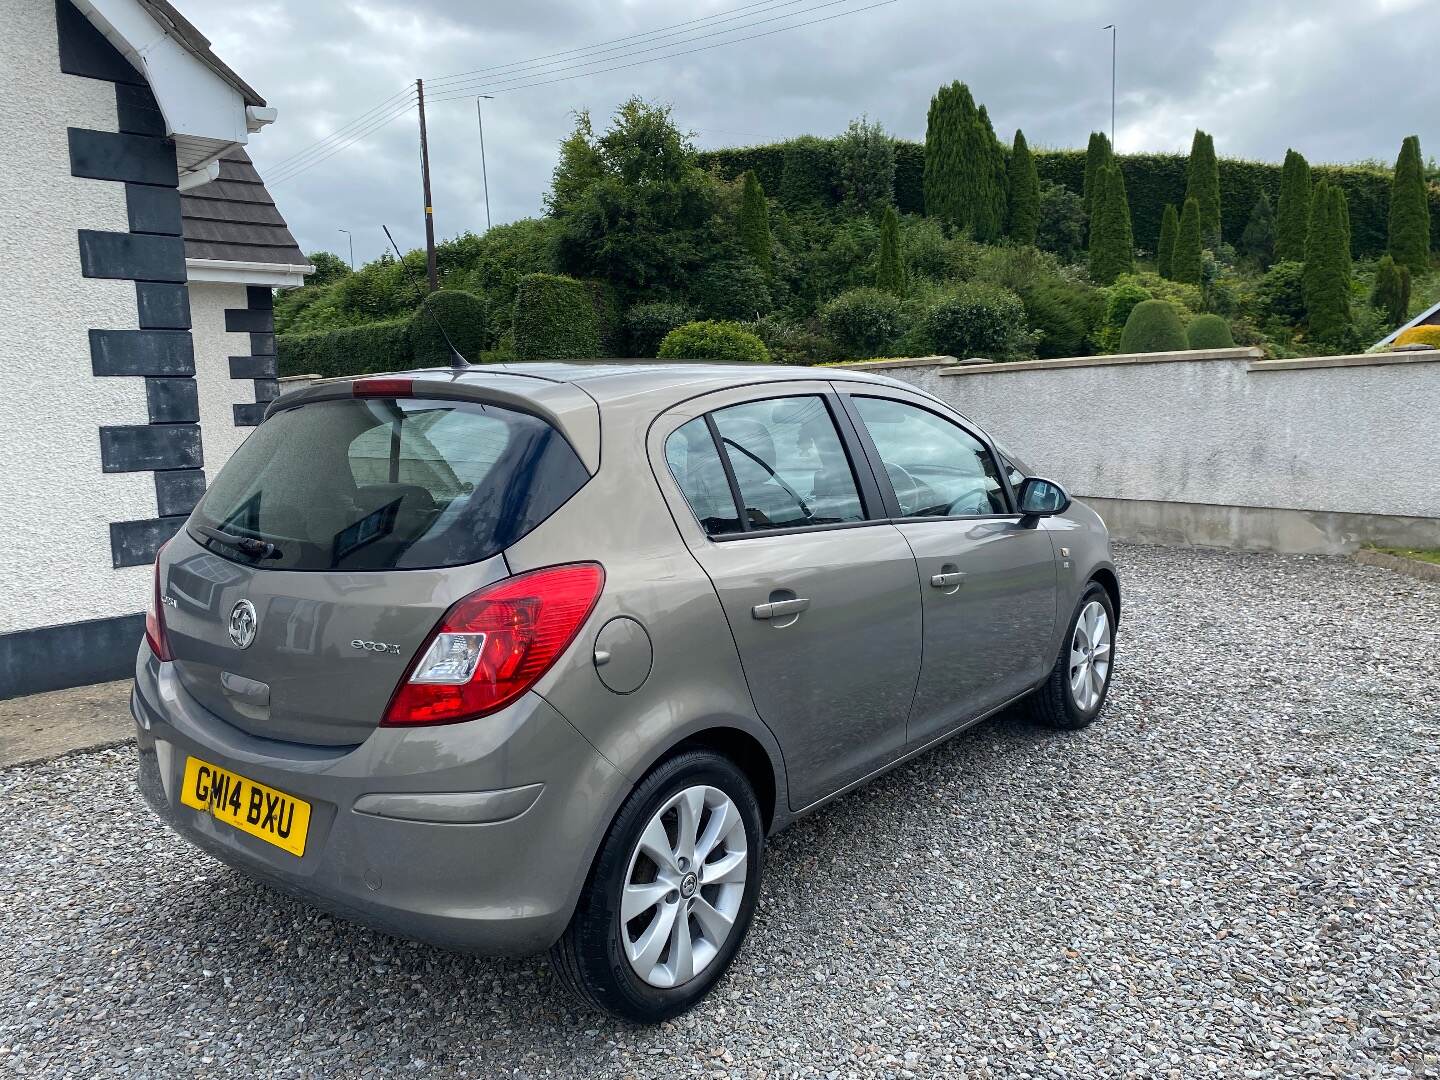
[1089, 565, 1121, 623]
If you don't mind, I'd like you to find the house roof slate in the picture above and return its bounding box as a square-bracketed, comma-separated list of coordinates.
[181, 146, 309, 267]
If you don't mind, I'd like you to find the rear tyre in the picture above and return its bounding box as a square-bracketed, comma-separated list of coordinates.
[1026, 582, 1116, 730]
[550, 749, 764, 1023]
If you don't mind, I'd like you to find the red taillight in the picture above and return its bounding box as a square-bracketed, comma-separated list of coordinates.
[144, 542, 173, 661]
[352, 378, 413, 398]
[382, 563, 605, 727]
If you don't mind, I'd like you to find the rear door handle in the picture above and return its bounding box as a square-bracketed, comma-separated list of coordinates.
[930, 571, 966, 588]
[752, 598, 810, 620]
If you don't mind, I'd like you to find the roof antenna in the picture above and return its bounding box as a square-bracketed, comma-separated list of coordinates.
[381, 224, 471, 370]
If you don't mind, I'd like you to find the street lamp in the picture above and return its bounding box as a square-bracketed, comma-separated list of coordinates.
[338, 227, 354, 270]
[475, 95, 494, 233]
[1101, 24, 1116, 147]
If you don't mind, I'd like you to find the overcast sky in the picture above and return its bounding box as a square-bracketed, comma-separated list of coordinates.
[177, 0, 1436, 267]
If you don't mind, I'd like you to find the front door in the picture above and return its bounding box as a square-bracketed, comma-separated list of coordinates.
[840, 391, 1057, 747]
[657, 390, 922, 809]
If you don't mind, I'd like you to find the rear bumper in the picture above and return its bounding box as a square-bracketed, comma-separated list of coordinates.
[131, 649, 628, 955]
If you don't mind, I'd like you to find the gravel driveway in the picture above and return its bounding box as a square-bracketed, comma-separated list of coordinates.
[3, 544, 1438, 1078]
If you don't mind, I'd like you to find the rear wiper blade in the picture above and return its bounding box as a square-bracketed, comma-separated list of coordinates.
[194, 525, 281, 560]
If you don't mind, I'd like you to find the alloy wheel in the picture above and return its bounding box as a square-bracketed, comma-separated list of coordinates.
[620, 785, 748, 989]
[1069, 599, 1112, 712]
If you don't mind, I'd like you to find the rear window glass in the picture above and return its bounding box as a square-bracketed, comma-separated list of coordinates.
[190, 397, 588, 571]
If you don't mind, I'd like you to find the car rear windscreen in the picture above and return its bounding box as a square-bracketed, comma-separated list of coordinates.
[189, 397, 588, 571]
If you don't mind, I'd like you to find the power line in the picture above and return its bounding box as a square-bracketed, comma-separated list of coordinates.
[426, 0, 900, 102]
[427, 0, 883, 101]
[425, 0, 811, 87]
[265, 85, 416, 173]
[268, 99, 418, 186]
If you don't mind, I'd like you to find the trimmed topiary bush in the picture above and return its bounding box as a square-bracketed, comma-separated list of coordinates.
[1119, 299, 1188, 353]
[921, 282, 1030, 360]
[410, 289, 487, 366]
[624, 301, 693, 357]
[821, 287, 906, 357]
[278, 318, 413, 379]
[1388, 135, 1431, 273]
[1393, 325, 1440, 348]
[512, 273, 602, 359]
[1186, 313, 1235, 349]
[658, 321, 770, 362]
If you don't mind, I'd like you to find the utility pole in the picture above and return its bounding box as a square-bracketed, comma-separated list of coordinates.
[1102, 24, 1116, 147]
[416, 77, 438, 292]
[475, 95, 494, 233]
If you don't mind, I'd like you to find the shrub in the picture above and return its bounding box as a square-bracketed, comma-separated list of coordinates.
[835, 116, 895, 210]
[1370, 254, 1411, 326]
[1186, 313, 1236, 349]
[1157, 203, 1178, 278]
[1172, 197, 1204, 284]
[1088, 163, 1135, 284]
[1119, 299, 1188, 353]
[1388, 135, 1432, 273]
[820, 287, 906, 356]
[696, 258, 773, 320]
[1035, 180, 1086, 263]
[1006, 129, 1040, 244]
[1185, 129, 1222, 244]
[1257, 261, 1307, 326]
[410, 289, 487, 366]
[624, 301, 692, 357]
[1020, 279, 1095, 359]
[658, 320, 770, 362]
[1239, 193, 1277, 268]
[1099, 280, 1153, 352]
[512, 273, 602, 359]
[901, 216, 978, 281]
[1393, 325, 1440, 348]
[277, 318, 412, 379]
[737, 170, 773, 275]
[1275, 149, 1312, 262]
[875, 205, 905, 296]
[744, 315, 836, 365]
[920, 282, 1031, 360]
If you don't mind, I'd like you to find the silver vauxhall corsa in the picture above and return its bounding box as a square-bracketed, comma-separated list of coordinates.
[133, 361, 1119, 1023]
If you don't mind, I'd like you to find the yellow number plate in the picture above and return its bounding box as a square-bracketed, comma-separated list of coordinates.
[180, 756, 311, 858]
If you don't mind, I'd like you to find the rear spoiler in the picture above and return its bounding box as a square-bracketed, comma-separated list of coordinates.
[266, 369, 603, 475]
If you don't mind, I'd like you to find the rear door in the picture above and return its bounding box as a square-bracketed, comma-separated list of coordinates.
[162, 392, 590, 745]
[655, 385, 922, 809]
[837, 388, 1057, 747]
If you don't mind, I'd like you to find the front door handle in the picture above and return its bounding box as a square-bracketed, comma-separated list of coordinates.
[752, 597, 810, 620]
[930, 571, 966, 589]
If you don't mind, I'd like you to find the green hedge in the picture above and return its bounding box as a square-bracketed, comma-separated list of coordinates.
[512, 273, 602, 360]
[698, 140, 1440, 259]
[278, 318, 413, 379]
[410, 289, 487, 366]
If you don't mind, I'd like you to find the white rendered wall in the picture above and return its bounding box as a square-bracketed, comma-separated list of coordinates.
[189, 281, 257, 482]
[0, 0, 155, 634]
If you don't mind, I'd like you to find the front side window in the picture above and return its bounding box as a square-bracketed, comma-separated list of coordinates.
[191, 397, 588, 570]
[710, 396, 865, 531]
[852, 396, 1007, 517]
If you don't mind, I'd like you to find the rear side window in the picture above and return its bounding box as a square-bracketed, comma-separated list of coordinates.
[191, 397, 588, 570]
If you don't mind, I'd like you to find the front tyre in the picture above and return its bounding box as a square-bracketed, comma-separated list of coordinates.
[551, 750, 764, 1023]
[1027, 582, 1116, 730]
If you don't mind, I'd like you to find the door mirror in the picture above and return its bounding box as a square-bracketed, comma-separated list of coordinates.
[1016, 476, 1071, 517]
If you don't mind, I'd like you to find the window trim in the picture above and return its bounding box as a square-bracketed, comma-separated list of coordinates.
[662, 391, 885, 540]
[836, 391, 1020, 522]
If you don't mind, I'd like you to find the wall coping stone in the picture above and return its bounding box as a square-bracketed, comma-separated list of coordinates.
[1249, 351, 1440, 373]
[834, 355, 958, 370]
[937, 346, 1263, 376]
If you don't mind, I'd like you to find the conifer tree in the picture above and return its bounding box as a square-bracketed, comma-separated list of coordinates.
[1184, 130, 1222, 245]
[923, 81, 976, 227]
[876, 205, 905, 296]
[1171, 197, 1203, 285]
[968, 104, 1007, 242]
[1157, 203, 1179, 279]
[1371, 253, 1411, 325]
[1082, 131, 1113, 230]
[737, 170, 772, 275]
[1305, 184, 1353, 347]
[1275, 149, 1312, 262]
[1240, 193, 1277, 268]
[1006, 129, 1040, 244]
[1088, 164, 1135, 284]
[1388, 135, 1431, 273]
